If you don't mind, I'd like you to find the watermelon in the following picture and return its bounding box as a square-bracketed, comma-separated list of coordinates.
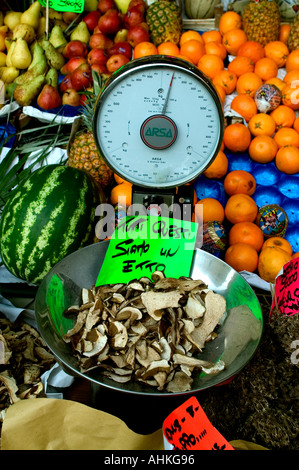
[0, 164, 99, 285]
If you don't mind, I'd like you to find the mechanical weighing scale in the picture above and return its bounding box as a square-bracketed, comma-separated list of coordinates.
[92, 55, 225, 219]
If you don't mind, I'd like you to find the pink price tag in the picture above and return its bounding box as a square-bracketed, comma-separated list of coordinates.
[271, 258, 299, 316]
[163, 396, 234, 450]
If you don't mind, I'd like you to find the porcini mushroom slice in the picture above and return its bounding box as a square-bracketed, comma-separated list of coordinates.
[190, 290, 226, 350]
[141, 291, 182, 321]
[166, 371, 193, 392]
[184, 294, 206, 319]
[83, 330, 108, 357]
[142, 359, 171, 379]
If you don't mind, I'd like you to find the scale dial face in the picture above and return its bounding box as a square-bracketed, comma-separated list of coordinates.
[93, 56, 224, 189]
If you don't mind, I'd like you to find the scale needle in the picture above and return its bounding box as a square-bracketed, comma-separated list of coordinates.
[161, 72, 174, 114]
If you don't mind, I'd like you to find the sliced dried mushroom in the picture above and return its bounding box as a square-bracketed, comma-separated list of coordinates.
[62, 271, 226, 393]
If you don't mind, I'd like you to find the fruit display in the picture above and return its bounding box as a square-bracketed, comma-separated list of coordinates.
[0, 0, 299, 289]
[0, 164, 99, 284]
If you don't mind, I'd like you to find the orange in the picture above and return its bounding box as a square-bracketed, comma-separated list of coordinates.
[219, 11, 242, 36]
[180, 30, 203, 46]
[197, 54, 224, 80]
[212, 69, 237, 95]
[275, 145, 299, 174]
[222, 28, 247, 56]
[281, 83, 299, 110]
[249, 135, 278, 163]
[274, 126, 299, 148]
[223, 122, 251, 152]
[114, 173, 125, 184]
[204, 41, 227, 60]
[203, 150, 228, 179]
[157, 41, 180, 56]
[225, 193, 258, 224]
[279, 23, 291, 44]
[283, 69, 299, 85]
[194, 197, 225, 224]
[248, 112, 276, 137]
[264, 41, 289, 68]
[223, 170, 256, 196]
[293, 116, 299, 133]
[230, 93, 257, 122]
[224, 242, 259, 273]
[258, 246, 292, 283]
[254, 57, 278, 81]
[201, 29, 222, 44]
[236, 72, 263, 97]
[237, 40, 265, 63]
[285, 49, 299, 72]
[228, 222, 264, 252]
[270, 104, 296, 129]
[265, 77, 286, 92]
[214, 83, 226, 104]
[292, 252, 299, 259]
[110, 182, 132, 206]
[180, 39, 205, 65]
[262, 236, 293, 255]
[134, 41, 157, 59]
[176, 54, 193, 63]
[228, 55, 254, 77]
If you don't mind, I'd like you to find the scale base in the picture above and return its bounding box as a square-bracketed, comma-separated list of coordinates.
[132, 185, 194, 221]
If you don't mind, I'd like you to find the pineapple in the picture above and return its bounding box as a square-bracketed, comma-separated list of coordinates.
[287, 14, 299, 51]
[68, 81, 113, 191]
[146, 0, 182, 46]
[242, 0, 281, 47]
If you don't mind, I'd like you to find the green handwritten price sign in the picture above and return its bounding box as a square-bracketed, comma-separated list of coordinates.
[163, 396, 234, 450]
[37, 0, 84, 13]
[271, 258, 299, 316]
[96, 215, 198, 286]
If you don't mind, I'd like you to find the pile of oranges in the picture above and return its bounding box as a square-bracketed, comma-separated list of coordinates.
[109, 10, 299, 285]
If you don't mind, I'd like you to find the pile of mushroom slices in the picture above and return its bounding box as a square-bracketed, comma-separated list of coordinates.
[62, 272, 227, 393]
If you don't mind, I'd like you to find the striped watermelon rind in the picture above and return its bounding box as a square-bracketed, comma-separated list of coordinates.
[0, 164, 98, 285]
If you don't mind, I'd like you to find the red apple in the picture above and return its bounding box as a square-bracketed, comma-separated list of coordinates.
[83, 10, 102, 31]
[127, 23, 150, 47]
[61, 57, 87, 75]
[71, 63, 93, 91]
[97, 0, 116, 13]
[98, 9, 122, 35]
[63, 40, 88, 59]
[91, 63, 109, 74]
[87, 47, 108, 65]
[62, 88, 81, 106]
[60, 74, 73, 93]
[123, 6, 144, 29]
[106, 53, 130, 72]
[89, 32, 114, 49]
[108, 41, 132, 59]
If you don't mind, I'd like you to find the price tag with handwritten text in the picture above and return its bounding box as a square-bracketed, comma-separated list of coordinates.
[271, 258, 299, 316]
[38, 0, 84, 13]
[163, 396, 234, 451]
[96, 215, 198, 286]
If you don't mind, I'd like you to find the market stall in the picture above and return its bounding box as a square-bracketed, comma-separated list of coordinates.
[0, 0, 298, 451]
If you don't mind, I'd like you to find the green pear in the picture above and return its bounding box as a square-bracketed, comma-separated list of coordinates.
[4, 11, 22, 31]
[14, 41, 47, 86]
[45, 67, 59, 89]
[40, 38, 65, 70]
[70, 21, 90, 44]
[5, 82, 15, 100]
[14, 74, 45, 106]
[20, 1, 41, 30]
[84, 0, 98, 11]
[114, 0, 131, 14]
[5, 39, 16, 67]
[11, 37, 32, 70]
[13, 23, 36, 43]
[49, 25, 67, 53]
